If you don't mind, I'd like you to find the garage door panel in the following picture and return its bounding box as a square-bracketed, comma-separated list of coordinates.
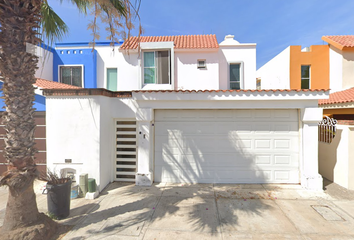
[234, 110, 252, 119]
[274, 155, 291, 164]
[232, 123, 253, 133]
[254, 123, 272, 133]
[256, 170, 272, 181]
[254, 110, 272, 119]
[274, 171, 291, 181]
[255, 155, 272, 164]
[214, 137, 252, 151]
[154, 166, 180, 183]
[154, 109, 300, 184]
[273, 109, 298, 119]
[274, 123, 298, 132]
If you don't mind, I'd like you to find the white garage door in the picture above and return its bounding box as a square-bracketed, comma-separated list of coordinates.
[154, 109, 299, 184]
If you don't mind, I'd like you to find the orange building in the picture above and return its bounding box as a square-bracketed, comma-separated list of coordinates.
[289, 45, 329, 89]
[257, 44, 330, 90]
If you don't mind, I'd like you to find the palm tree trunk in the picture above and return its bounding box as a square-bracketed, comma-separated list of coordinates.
[0, 0, 57, 236]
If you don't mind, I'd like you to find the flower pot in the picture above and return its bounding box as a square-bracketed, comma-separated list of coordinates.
[45, 180, 72, 219]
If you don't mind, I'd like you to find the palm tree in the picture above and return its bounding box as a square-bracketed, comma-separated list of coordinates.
[0, 0, 140, 238]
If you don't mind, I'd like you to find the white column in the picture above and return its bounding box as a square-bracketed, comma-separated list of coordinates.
[301, 108, 323, 190]
[135, 108, 153, 186]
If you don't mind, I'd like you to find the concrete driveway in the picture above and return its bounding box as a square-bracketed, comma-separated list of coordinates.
[1, 181, 354, 239]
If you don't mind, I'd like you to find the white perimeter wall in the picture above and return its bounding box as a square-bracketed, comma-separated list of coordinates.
[329, 46, 343, 93]
[46, 96, 137, 191]
[219, 46, 257, 90]
[319, 125, 354, 190]
[256, 47, 290, 89]
[35, 46, 53, 81]
[175, 51, 219, 90]
[46, 92, 325, 191]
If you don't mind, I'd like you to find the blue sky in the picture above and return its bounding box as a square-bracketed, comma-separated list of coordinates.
[49, 0, 354, 69]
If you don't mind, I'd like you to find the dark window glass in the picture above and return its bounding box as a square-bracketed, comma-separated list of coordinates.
[60, 66, 82, 87]
[301, 65, 310, 89]
[230, 64, 241, 90]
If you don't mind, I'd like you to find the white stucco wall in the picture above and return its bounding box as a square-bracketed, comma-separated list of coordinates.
[46, 96, 137, 191]
[319, 125, 354, 190]
[46, 90, 327, 191]
[256, 47, 290, 89]
[342, 51, 354, 90]
[96, 46, 120, 89]
[46, 97, 102, 189]
[329, 46, 343, 93]
[219, 45, 257, 90]
[35, 46, 53, 81]
[99, 41, 257, 91]
[97, 48, 141, 91]
[175, 51, 219, 90]
[98, 96, 114, 189]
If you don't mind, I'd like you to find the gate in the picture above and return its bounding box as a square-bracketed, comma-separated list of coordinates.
[318, 116, 337, 144]
[114, 120, 137, 182]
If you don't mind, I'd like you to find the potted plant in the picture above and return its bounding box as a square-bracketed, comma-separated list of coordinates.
[41, 170, 72, 219]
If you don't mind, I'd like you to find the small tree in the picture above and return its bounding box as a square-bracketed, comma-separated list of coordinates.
[0, 0, 141, 239]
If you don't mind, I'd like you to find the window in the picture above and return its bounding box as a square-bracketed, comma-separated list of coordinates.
[143, 51, 170, 84]
[60, 66, 83, 87]
[301, 65, 310, 89]
[230, 63, 241, 90]
[107, 68, 117, 91]
[197, 59, 206, 69]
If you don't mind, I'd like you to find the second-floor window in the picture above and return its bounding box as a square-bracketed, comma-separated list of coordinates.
[60, 66, 83, 87]
[107, 68, 117, 91]
[230, 63, 241, 90]
[301, 65, 310, 89]
[144, 51, 170, 84]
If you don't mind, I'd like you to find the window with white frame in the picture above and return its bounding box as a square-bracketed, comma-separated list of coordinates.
[301, 65, 310, 89]
[230, 63, 241, 90]
[59, 66, 83, 87]
[143, 50, 170, 84]
[107, 68, 117, 91]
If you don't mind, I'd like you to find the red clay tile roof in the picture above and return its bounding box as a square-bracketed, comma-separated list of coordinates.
[319, 87, 354, 105]
[134, 89, 329, 93]
[120, 35, 219, 50]
[322, 35, 354, 50]
[35, 78, 82, 89]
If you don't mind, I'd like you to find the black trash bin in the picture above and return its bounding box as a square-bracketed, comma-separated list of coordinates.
[45, 180, 72, 219]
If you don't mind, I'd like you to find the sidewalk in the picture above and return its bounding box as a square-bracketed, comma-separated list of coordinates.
[1, 180, 354, 239]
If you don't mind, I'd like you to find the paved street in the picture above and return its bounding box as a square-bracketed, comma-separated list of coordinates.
[1, 180, 354, 239]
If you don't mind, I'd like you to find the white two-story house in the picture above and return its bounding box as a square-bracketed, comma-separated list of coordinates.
[43, 34, 328, 191]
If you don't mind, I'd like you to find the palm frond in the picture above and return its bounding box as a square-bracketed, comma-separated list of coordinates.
[40, 1, 69, 43]
[69, 0, 90, 14]
[108, 0, 127, 17]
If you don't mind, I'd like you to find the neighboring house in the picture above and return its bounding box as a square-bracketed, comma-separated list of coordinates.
[321, 35, 354, 93]
[317, 36, 354, 190]
[318, 88, 354, 190]
[43, 34, 328, 192]
[53, 41, 131, 90]
[256, 45, 329, 90]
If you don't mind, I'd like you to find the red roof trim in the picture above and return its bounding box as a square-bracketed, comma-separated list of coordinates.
[319, 87, 354, 105]
[35, 78, 82, 89]
[120, 35, 219, 50]
[322, 35, 354, 50]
